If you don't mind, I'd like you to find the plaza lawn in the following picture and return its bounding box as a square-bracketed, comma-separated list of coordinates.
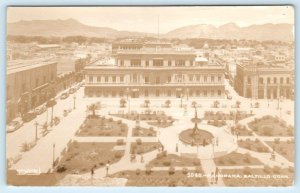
[222, 166, 294, 186]
[147, 153, 201, 167]
[207, 119, 227, 127]
[233, 124, 253, 136]
[204, 111, 252, 121]
[265, 140, 294, 162]
[112, 111, 175, 128]
[110, 169, 209, 186]
[130, 142, 162, 155]
[238, 139, 270, 153]
[132, 126, 156, 137]
[214, 152, 262, 166]
[76, 117, 128, 137]
[248, 116, 293, 136]
[55, 142, 124, 174]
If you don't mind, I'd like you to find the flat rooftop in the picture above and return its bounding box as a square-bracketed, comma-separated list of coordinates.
[7, 58, 57, 75]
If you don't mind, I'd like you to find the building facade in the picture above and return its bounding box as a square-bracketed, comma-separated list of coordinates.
[235, 60, 293, 100]
[6, 59, 57, 122]
[84, 42, 225, 99]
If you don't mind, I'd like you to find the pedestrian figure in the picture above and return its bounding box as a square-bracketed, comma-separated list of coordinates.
[91, 167, 94, 178]
[176, 143, 178, 152]
[141, 154, 144, 163]
[216, 137, 219, 146]
[210, 172, 215, 184]
[215, 167, 219, 184]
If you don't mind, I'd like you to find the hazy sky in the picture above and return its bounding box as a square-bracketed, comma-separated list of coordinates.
[7, 6, 294, 33]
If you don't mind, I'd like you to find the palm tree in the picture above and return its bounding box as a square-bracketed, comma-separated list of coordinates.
[213, 100, 220, 108]
[192, 101, 197, 108]
[46, 98, 57, 127]
[144, 99, 150, 108]
[120, 98, 127, 108]
[165, 100, 171, 108]
[88, 104, 97, 117]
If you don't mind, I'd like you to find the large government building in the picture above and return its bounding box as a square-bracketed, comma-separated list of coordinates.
[235, 59, 293, 100]
[84, 42, 225, 99]
[6, 58, 57, 121]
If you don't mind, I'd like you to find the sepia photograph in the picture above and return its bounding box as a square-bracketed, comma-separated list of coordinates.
[5, 6, 295, 187]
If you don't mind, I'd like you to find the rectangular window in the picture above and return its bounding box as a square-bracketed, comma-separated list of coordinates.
[156, 90, 160, 97]
[105, 76, 108, 82]
[156, 77, 160, 84]
[218, 76, 221, 82]
[168, 61, 172, 66]
[273, 77, 277, 84]
[197, 75, 200, 81]
[204, 76, 207, 82]
[97, 76, 101, 82]
[189, 75, 193, 82]
[89, 76, 93, 83]
[168, 90, 171, 96]
[280, 77, 284, 84]
[259, 77, 264, 84]
[145, 76, 149, 84]
[120, 76, 124, 82]
[267, 78, 271, 84]
[153, 59, 163, 67]
[145, 90, 149, 97]
[112, 76, 116, 82]
[175, 60, 185, 67]
[168, 76, 171, 83]
[131, 59, 141, 67]
[286, 77, 290, 84]
[211, 76, 215, 83]
[145, 61, 149, 67]
[119, 91, 124, 97]
[120, 60, 124, 66]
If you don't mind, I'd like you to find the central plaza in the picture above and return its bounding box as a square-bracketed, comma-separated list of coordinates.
[6, 77, 294, 186]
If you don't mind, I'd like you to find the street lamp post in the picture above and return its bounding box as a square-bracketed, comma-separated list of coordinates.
[34, 121, 38, 141]
[73, 95, 76, 110]
[106, 163, 110, 177]
[52, 143, 56, 169]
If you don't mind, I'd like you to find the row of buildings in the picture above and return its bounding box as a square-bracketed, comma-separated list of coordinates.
[84, 40, 294, 100]
[84, 42, 226, 98]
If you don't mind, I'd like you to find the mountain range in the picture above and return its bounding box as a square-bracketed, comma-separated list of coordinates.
[7, 19, 294, 42]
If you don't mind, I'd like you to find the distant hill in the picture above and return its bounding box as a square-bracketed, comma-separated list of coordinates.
[7, 19, 294, 42]
[7, 18, 154, 38]
[164, 23, 294, 42]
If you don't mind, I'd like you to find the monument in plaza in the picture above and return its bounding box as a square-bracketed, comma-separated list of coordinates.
[179, 107, 214, 146]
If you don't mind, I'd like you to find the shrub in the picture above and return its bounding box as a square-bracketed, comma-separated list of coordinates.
[56, 165, 67, 173]
[163, 160, 171, 166]
[263, 165, 272, 174]
[116, 139, 124, 145]
[114, 151, 123, 159]
[136, 138, 142, 145]
[182, 167, 188, 174]
[136, 169, 141, 175]
[169, 166, 175, 175]
[273, 166, 281, 174]
[145, 167, 152, 175]
[243, 167, 252, 175]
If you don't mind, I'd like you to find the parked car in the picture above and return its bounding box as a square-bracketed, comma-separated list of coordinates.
[60, 92, 69, 100]
[69, 87, 76, 94]
[22, 111, 37, 122]
[35, 105, 47, 115]
[7, 118, 23, 133]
